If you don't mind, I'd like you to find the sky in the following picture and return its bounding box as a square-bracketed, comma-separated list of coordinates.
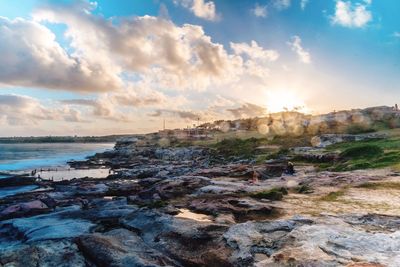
[0, 0, 399, 136]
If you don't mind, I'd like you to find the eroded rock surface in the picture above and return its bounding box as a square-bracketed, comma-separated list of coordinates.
[2, 137, 400, 267]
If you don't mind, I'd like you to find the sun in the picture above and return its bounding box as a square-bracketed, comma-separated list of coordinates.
[266, 90, 307, 113]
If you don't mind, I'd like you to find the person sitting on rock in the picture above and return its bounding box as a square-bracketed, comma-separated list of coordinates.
[250, 169, 260, 184]
[285, 162, 295, 175]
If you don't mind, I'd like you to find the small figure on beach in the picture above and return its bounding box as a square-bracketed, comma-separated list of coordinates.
[285, 161, 295, 175]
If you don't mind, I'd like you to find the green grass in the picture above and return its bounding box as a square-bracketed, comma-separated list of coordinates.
[345, 124, 376, 134]
[318, 138, 400, 171]
[327, 138, 400, 151]
[319, 190, 346, 201]
[250, 187, 288, 201]
[210, 137, 269, 159]
[356, 181, 400, 190]
[293, 184, 314, 194]
[339, 144, 383, 159]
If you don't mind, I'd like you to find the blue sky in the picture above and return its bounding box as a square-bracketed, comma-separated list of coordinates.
[0, 0, 399, 136]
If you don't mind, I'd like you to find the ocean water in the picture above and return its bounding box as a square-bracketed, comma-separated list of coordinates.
[0, 143, 114, 172]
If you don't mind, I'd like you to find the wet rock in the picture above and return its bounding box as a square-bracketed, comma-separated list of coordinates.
[52, 182, 109, 198]
[0, 176, 36, 187]
[105, 180, 142, 196]
[77, 228, 179, 267]
[138, 176, 211, 200]
[189, 197, 276, 222]
[0, 240, 86, 267]
[0, 200, 49, 219]
[85, 197, 138, 221]
[76, 183, 109, 196]
[0, 205, 95, 242]
[0, 185, 39, 199]
[137, 177, 163, 187]
[121, 208, 233, 267]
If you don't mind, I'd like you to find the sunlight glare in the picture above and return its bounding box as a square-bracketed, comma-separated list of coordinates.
[266, 90, 307, 113]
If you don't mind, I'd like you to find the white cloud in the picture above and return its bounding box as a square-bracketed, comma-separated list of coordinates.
[227, 103, 267, 118]
[32, 3, 235, 93]
[174, 0, 219, 21]
[287, 35, 311, 64]
[0, 16, 121, 92]
[0, 94, 85, 125]
[393, 32, 400, 38]
[0, 1, 287, 132]
[331, 0, 372, 28]
[273, 0, 291, 10]
[252, 3, 268, 18]
[300, 0, 309, 10]
[231, 40, 279, 62]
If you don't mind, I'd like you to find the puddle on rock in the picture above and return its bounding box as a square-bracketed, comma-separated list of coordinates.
[175, 208, 212, 222]
[34, 168, 111, 181]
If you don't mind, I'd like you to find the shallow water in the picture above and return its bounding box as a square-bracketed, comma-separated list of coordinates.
[0, 143, 114, 171]
[35, 168, 111, 181]
[175, 208, 212, 222]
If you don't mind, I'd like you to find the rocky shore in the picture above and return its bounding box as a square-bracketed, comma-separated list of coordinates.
[1, 137, 400, 267]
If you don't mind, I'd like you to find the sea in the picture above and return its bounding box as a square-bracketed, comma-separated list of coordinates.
[0, 143, 114, 172]
[0, 143, 115, 198]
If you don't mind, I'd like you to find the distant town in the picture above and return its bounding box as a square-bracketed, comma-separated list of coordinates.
[1, 105, 399, 144]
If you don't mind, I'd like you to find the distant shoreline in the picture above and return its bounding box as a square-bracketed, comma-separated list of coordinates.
[0, 135, 137, 144]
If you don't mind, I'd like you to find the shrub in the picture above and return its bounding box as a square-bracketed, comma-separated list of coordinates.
[294, 184, 314, 194]
[345, 124, 376, 134]
[339, 145, 383, 159]
[320, 190, 345, 201]
[250, 187, 288, 201]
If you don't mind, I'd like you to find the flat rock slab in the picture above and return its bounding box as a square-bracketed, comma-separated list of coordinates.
[224, 215, 400, 267]
[77, 228, 179, 267]
[0, 185, 39, 199]
[0, 205, 95, 243]
[0, 240, 86, 267]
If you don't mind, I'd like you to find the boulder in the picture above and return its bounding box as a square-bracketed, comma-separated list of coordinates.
[77, 228, 179, 267]
[121, 208, 233, 266]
